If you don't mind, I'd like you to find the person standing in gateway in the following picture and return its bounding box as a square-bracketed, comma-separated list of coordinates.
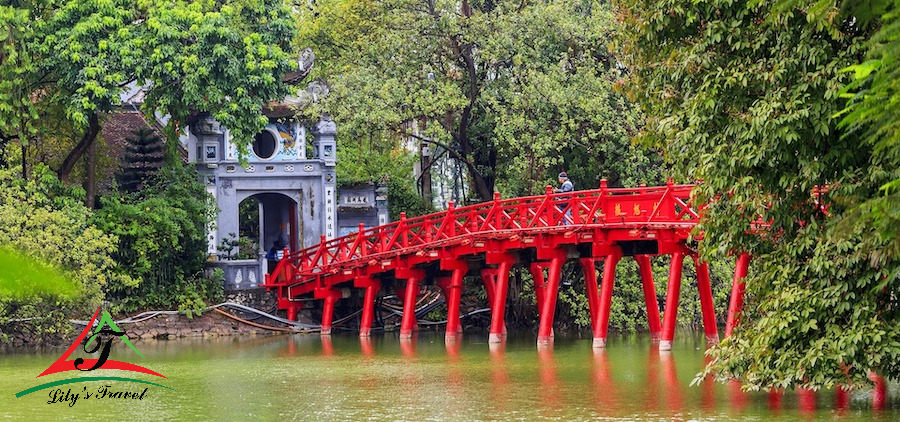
[554, 172, 574, 224]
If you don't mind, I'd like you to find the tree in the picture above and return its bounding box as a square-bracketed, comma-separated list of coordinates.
[831, 0, 900, 284]
[0, 163, 129, 342]
[297, 0, 659, 202]
[0, 4, 40, 176]
[1, 0, 299, 184]
[94, 143, 218, 313]
[616, 0, 899, 390]
[116, 127, 165, 193]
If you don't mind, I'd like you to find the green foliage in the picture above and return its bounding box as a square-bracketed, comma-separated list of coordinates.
[0, 245, 78, 300]
[238, 196, 260, 243]
[0, 164, 126, 298]
[337, 140, 434, 219]
[617, 0, 899, 389]
[0, 164, 124, 342]
[117, 127, 165, 193]
[298, 0, 660, 203]
[1, 0, 298, 164]
[830, 0, 900, 285]
[217, 233, 259, 260]
[94, 153, 218, 313]
[135, 0, 298, 155]
[0, 245, 84, 343]
[704, 224, 900, 390]
[0, 5, 39, 156]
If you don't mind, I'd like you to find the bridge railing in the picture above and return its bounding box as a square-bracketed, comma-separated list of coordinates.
[273, 182, 699, 281]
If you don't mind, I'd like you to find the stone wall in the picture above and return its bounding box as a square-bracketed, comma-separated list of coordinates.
[121, 311, 284, 340]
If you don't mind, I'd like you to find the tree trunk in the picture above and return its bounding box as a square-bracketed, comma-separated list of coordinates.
[20, 140, 26, 179]
[470, 167, 492, 202]
[83, 137, 96, 208]
[420, 142, 432, 206]
[59, 112, 101, 183]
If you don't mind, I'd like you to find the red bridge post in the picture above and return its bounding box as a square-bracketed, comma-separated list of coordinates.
[594, 250, 622, 348]
[487, 252, 516, 343]
[635, 254, 662, 339]
[396, 267, 425, 339]
[284, 298, 303, 322]
[537, 249, 566, 346]
[440, 259, 467, 341]
[315, 288, 342, 335]
[355, 277, 381, 338]
[660, 251, 685, 351]
[693, 256, 719, 344]
[871, 372, 887, 411]
[480, 268, 499, 334]
[579, 258, 601, 345]
[725, 253, 751, 337]
[529, 262, 548, 320]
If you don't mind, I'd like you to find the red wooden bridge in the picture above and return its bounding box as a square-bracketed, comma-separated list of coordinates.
[262, 180, 752, 349]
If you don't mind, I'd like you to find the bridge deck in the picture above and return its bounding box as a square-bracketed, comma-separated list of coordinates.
[261, 181, 750, 348]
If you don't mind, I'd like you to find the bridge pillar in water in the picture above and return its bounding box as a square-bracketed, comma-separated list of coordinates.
[439, 259, 467, 341]
[354, 276, 381, 338]
[725, 252, 751, 337]
[278, 288, 304, 322]
[593, 250, 622, 348]
[396, 267, 425, 339]
[693, 256, 719, 344]
[529, 262, 548, 319]
[635, 254, 662, 339]
[660, 251, 685, 351]
[537, 248, 567, 346]
[871, 372, 887, 411]
[579, 258, 601, 346]
[314, 288, 343, 335]
[480, 268, 507, 338]
[529, 261, 555, 339]
[486, 252, 516, 343]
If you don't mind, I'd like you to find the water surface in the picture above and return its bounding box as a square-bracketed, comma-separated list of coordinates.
[1, 331, 895, 420]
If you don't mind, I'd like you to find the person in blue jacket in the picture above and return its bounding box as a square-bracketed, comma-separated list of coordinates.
[553, 172, 574, 224]
[554, 172, 574, 194]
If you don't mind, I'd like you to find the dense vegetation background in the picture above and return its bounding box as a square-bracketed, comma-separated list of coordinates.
[616, 0, 899, 389]
[1, 0, 897, 392]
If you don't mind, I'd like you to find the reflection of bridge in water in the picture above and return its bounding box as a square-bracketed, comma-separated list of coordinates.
[265, 180, 754, 349]
[277, 334, 889, 415]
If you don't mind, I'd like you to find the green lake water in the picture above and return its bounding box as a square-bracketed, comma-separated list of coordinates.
[1, 331, 896, 420]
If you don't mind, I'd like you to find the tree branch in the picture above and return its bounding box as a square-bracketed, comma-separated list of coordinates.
[58, 112, 102, 182]
[398, 130, 467, 164]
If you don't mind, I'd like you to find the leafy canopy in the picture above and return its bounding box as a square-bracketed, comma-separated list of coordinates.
[1, 0, 297, 158]
[616, 0, 899, 390]
[297, 0, 661, 202]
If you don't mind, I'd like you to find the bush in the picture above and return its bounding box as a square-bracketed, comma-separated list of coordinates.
[0, 165, 125, 343]
[93, 153, 218, 314]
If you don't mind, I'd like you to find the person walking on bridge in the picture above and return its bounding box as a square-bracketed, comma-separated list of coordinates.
[553, 172, 574, 224]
